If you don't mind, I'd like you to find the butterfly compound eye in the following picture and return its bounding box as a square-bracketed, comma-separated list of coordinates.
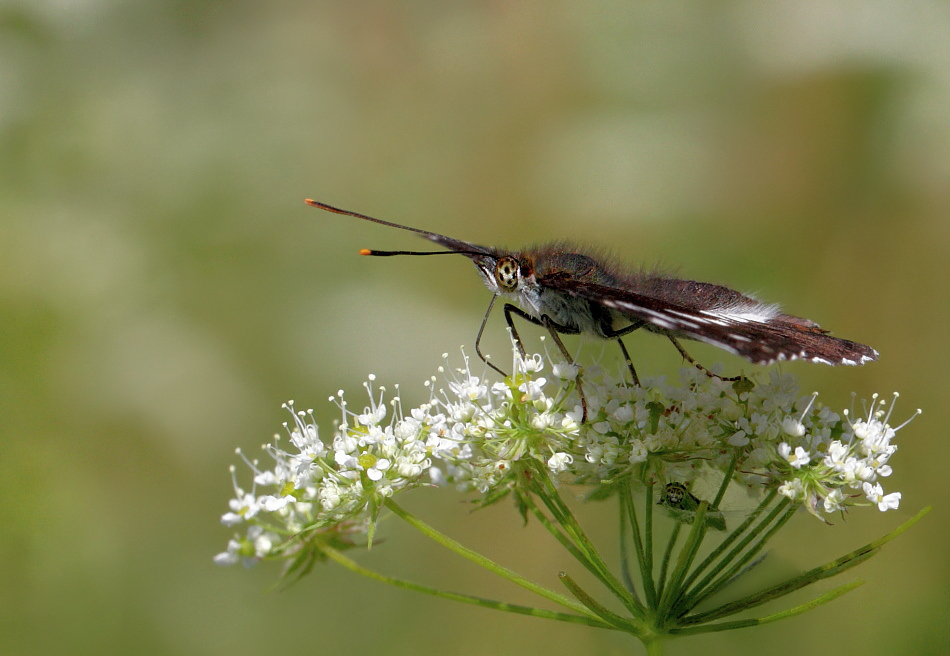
[494, 256, 520, 291]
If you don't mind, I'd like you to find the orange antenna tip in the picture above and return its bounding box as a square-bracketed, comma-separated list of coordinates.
[359, 248, 372, 256]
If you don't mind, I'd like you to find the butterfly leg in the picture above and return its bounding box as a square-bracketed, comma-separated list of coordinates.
[541, 314, 587, 424]
[538, 315, 588, 423]
[502, 304, 588, 422]
[475, 294, 508, 377]
[502, 304, 534, 360]
[615, 339, 640, 386]
[667, 336, 743, 382]
[501, 304, 582, 354]
[477, 301, 548, 375]
[603, 320, 646, 386]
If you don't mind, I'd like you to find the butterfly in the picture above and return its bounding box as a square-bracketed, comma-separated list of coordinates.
[307, 200, 877, 420]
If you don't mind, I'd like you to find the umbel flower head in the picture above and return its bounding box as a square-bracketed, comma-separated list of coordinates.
[215, 344, 924, 564]
[214, 340, 928, 653]
[216, 344, 917, 567]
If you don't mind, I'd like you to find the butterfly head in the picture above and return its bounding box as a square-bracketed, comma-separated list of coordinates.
[306, 199, 538, 297]
[468, 251, 541, 299]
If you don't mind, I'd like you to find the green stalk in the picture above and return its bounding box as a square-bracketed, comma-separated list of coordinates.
[677, 501, 795, 614]
[384, 498, 591, 616]
[529, 468, 638, 613]
[677, 488, 778, 595]
[320, 544, 613, 628]
[669, 581, 864, 635]
[681, 506, 930, 625]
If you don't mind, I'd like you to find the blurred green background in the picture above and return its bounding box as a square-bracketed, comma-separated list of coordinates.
[2, 2, 948, 655]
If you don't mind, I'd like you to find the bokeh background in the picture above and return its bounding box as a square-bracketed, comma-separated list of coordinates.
[2, 2, 948, 655]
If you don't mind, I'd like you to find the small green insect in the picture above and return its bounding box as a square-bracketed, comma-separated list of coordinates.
[658, 482, 727, 532]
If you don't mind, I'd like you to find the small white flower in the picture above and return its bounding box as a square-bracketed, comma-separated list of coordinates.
[728, 430, 749, 447]
[254, 470, 278, 486]
[530, 412, 556, 430]
[491, 381, 512, 398]
[628, 440, 648, 464]
[259, 495, 292, 512]
[823, 442, 850, 470]
[428, 466, 446, 486]
[450, 376, 489, 402]
[250, 526, 276, 558]
[213, 540, 242, 566]
[552, 361, 579, 380]
[357, 403, 387, 427]
[228, 492, 260, 520]
[611, 404, 634, 423]
[547, 452, 573, 473]
[778, 442, 810, 469]
[778, 478, 804, 501]
[518, 377, 547, 401]
[863, 482, 901, 511]
[519, 353, 545, 373]
[591, 421, 611, 435]
[220, 512, 244, 527]
[367, 458, 392, 481]
[781, 416, 806, 438]
[319, 484, 343, 511]
[334, 449, 358, 469]
[822, 488, 846, 513]
[565, 404, 585, 424]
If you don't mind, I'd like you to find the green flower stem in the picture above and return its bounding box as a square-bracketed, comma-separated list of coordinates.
[669, 580, 865, 636]
[681, 505, 931, 625]
[643, 636, 665, 656]
[529, 469, 639, 613]
[523, 495, 621, 593]
[675, 496, 790, 610]
[620, 479, 655, 606]
[383, 498, 594, 617]
[655, 522, 682, 601]
[559, 572, 641, 633]
[618, 490, 637, 598]
[319, 544, 613, 628]
[677, 488, 779, 595]
[679, 501, 796, 614]
[657, 501, 714, 617]
[640, 480, 658, 606]
[711, 450, 742, 508]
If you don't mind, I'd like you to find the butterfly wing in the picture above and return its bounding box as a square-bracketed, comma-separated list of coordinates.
[538, 275, 878, 366]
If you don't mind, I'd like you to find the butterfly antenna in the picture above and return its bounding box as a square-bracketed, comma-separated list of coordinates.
[306, 199, 438, 238]
[306, 199, 490, 258]
[359, 248, 465, 257]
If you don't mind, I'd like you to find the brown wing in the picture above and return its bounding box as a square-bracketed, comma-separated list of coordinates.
[539, 275, 878, 366]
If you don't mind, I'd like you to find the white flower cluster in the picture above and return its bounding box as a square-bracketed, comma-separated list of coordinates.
[216, 347, 917, 566]
[773, 393, 915, 516]
[214, 376, 439, 567]
[562, 365, 916, 521]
